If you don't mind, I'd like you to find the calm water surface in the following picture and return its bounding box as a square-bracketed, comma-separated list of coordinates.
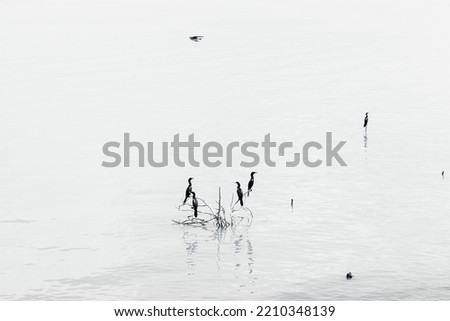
[1, 0, 450, 300]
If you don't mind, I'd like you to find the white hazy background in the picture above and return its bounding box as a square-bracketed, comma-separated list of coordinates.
[1, 0, 450, 300]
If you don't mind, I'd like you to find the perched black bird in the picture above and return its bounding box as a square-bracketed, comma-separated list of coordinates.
[183, 177, 193, 204]
[190, 36, 203, 42]
[236, 182, 244, 207]
[363, 112, 369, 128]
[346, 272, 353, 280]
[247, 171, 257, 196]
[191, 192, 198, 218]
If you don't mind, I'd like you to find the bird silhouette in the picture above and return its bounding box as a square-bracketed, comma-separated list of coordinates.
[247, 171, 257, 196]
[189, 36, 203, 42]
[183, 177, 193, 205]
[191, 192, 198, 218]
[363, 112, 369, 128]
[236, 182, 244, 207]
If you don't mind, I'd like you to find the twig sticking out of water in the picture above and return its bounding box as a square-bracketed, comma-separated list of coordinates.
[214, 187, 230, 229]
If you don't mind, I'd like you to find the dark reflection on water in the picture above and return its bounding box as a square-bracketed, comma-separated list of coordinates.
[182, 229, 199, 275]
[180, 222, 256, 294]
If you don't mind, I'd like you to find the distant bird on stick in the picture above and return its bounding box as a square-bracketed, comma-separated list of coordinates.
[247, 171, 257, 196]
[190, 36, 203, 42]
[235, 182, 244, 207]
[183, 177, 193, 204]
[191, 192, 198, 218]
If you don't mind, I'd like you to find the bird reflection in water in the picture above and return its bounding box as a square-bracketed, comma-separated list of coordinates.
[180, 223, 256, 295]
[363, 133, 368, 165]
[182, 229, 199, 276]
[231, 226, 256, 294]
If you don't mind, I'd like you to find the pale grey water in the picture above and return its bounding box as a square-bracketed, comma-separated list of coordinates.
[1, 0, 450, 300]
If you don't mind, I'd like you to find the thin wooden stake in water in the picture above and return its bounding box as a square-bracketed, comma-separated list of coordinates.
[291, 199, 294, 211]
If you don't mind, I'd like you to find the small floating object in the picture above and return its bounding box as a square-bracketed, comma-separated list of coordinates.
[346, 272, 353, 280]
[190, 36, 204, 42]
[290, 199, 294, 210]
[442, 171, 445, 179]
